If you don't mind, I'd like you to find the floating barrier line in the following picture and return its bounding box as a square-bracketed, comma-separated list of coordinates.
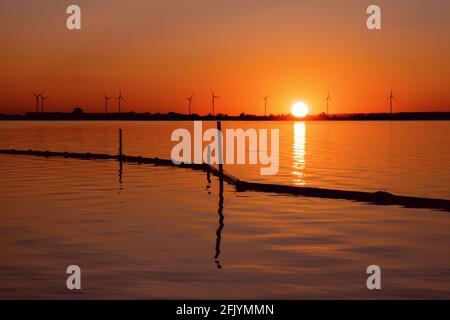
[0, 148, 449, 212]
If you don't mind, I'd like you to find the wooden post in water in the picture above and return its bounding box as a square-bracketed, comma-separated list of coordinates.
[216, 121, 224, 192]
[206, 145, 211, 183]
[119, 128, 123, 160]
[216, 121, 223, 174]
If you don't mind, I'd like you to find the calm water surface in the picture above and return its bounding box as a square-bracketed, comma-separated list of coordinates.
[0, 121, 449, 299]
[0, 121, 448, 198]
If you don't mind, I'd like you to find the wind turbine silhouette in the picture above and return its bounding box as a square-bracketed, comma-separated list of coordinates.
[263, 96, 269, 116]
[116, 89, 126, 113]
[388, 88, 396, 114]
[211, 90, 220, 116]
[103, 93, 114, 113]
[186, 93, 194, 115]
[31, 91, 44, 113]
[325, 91, 331, 115]
[40, 95, 50, 113]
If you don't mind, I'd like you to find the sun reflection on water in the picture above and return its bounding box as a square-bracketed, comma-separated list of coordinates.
[292, 122, 306, 185]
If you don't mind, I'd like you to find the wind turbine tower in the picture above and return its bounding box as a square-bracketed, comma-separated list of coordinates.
[211, 90, 220, 116]
[389, 88, 396, 114]
[263, 96, 269, 116]
[40, 95, 50, 113]
[116, 89, 126, 113]
[325, 91, 331, 115]
[186, 94, 194, 115]
[103, 93, 114, 113]
[31, 91, 44, 113]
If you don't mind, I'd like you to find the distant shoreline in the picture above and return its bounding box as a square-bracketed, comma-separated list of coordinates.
[0, 111, 449, 121]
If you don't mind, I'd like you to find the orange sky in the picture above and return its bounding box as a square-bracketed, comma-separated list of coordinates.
[0, 0, 449, 115]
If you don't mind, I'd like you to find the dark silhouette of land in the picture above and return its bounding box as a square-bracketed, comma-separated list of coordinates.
[0, 110, 449, 121]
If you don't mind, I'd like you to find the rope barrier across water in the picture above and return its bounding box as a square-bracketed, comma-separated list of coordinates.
[0, 148, 449, 212]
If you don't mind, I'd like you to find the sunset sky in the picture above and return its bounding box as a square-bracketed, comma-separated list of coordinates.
[0, 0, 449, 115]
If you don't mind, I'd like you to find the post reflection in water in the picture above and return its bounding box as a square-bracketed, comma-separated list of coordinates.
[292, 122, 307, 185]
[214, 170, 225, 269]
[118, 160, 123, 190]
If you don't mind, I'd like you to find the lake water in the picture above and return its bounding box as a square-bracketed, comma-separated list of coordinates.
[0, 121, 449, 299]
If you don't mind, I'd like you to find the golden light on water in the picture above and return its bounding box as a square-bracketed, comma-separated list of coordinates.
[291, 102, 309, 118]
[292, 122, 306, 185]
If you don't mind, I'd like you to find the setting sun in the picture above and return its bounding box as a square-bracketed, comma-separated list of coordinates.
[291, 102, 309, 118]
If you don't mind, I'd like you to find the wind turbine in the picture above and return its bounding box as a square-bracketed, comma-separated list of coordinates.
[388, 88, 396, 114]
[211, 90, 220, 116]
[103, 93, 114, 113]
[325, 91, 331, 115]
[31, 91, 44, 113]
[186, 93, 194, 115]
[263, 96, 269, 116]
[116, 89, 126, 113]
[40, 95, 50, 113]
